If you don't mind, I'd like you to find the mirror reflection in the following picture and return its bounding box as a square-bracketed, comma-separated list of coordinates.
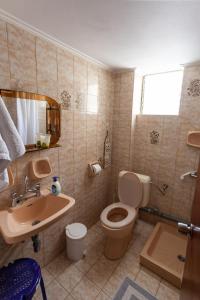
[0, 90, 61, 150]
[3, 98, 47, 145]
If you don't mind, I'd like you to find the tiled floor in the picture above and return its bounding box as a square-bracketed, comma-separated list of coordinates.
[34, 220, 180, 300]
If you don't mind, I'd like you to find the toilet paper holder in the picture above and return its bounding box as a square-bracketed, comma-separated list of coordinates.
[88, 160, 102, 177]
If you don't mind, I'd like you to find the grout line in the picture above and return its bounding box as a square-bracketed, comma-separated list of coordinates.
[155, 278, 162, 297]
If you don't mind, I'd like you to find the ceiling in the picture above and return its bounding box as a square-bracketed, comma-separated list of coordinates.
[0, 0, 200, 71]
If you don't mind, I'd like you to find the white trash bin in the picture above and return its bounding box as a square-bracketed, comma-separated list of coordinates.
[66, 223, 87, 261]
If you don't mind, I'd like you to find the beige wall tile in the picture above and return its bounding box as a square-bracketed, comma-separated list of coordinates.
[7, 24, 37, 92]
[74, 56, 87, 93]
[36, 38, 57, 98]
[0, 20, 10, 82]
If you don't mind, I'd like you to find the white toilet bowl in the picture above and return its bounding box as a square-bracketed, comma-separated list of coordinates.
[100, 171, 151, 260]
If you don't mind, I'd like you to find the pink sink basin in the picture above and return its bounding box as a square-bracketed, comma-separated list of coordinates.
[0, 190, 75, 244]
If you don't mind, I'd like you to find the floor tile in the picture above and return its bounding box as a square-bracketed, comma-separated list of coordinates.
[156, 280, 180, 300]
[71, 276, 100, 300]
[86, 255, 119, 289]
[135, 267, 161, 296]
[129, 234, 147, 255]
[35, 279, 68, 300]
[103, 260, 140, 298]
[86, 242, 104, 264]
[96, 291, 111, 300]
[85, 227, 104, 248]
[57, 264, 84, 292]
[41, 268, 54, 285]
[46, 251, 71, 277]
[65, 294, 76, 300]
[74, 256, 92, 274]
[34, 269, 54, 300]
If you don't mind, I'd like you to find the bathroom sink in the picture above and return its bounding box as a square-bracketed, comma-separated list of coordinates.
[0, 190, 75, 244]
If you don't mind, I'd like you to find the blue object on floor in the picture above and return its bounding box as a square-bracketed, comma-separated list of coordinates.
[0, 258, 47, 300]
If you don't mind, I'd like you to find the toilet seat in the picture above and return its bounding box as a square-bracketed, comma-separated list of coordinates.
[100, 203, 137, 229]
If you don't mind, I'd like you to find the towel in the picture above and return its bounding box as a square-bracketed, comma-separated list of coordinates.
[0, 169, 9, 190]
[0, 133, 11, 173]
[0, 96, 25, 161]
[0, 134, 10, 190]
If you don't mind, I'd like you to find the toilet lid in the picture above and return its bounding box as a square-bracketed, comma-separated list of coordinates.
[100, 202, 137, 229]
[118, 171, 142, 208]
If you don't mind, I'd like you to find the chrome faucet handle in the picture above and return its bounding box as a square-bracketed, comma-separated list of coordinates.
[24, 175, 29, 192]
[35, 183, 40, 189]
[34, 183, 41, 196]
[11, 192, 23, 207]
[11, 192, 18, 200]
[11, 191, 17, 197]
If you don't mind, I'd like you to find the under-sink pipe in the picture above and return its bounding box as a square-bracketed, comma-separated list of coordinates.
[139, 206, 187, 224]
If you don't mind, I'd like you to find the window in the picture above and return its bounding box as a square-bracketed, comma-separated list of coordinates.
[141, 70, 183, 115]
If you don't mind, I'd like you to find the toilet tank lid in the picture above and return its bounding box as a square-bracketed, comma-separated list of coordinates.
[118, 171, 143, 207]
[134, 173, 151, 184]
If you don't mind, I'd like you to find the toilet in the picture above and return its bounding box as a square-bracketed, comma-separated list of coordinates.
[100, 170, 151, 260]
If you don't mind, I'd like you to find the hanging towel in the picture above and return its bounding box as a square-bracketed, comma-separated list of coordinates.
[0, 96, 25, 161]
[0, 134, 10, 190]
[0, 169, 9, 190]
[0, 133, 11, 173]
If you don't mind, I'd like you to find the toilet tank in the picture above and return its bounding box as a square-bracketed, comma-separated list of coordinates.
[134, 173, 151, 207]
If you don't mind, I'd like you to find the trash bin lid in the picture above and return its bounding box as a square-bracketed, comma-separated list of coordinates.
[66, 223, 87, 239]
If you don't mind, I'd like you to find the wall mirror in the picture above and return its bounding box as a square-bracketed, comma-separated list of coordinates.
[0, 89, 61, 151]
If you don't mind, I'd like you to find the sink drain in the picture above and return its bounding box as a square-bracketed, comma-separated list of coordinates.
[177, 254, 186, 262]
[32, 220, 41, 226]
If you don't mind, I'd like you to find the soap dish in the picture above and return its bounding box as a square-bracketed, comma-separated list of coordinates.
[187, 131, 200, 148]
[29, 158, 52, 180]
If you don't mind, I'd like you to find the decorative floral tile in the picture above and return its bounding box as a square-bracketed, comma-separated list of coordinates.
[187, 79, 200, 97]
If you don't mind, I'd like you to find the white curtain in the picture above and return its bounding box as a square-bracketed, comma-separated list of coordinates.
[16, 99, 39, 145]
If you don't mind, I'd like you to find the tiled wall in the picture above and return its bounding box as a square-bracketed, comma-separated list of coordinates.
[0, 19, 114, 266]
[132, 66, 200, 222]
[110, 71, 135, 200]
[111, 66, 200, 222]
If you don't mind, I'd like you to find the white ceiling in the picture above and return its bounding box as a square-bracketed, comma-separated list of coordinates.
[0, 0, 200, 71]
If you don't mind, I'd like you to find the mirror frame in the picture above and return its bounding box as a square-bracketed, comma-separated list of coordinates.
[0, 89, 61, 151]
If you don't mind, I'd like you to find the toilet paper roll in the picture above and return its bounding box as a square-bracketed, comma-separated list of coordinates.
[92, 163, 102, 175]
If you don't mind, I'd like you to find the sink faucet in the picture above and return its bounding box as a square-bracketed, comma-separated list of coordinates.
[23, 182, 41, 200]
[11, 176, 41, 207]
[24, 176, 41, 197]
[11, 192, 24, 207]
[25, 175, 29, 193]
